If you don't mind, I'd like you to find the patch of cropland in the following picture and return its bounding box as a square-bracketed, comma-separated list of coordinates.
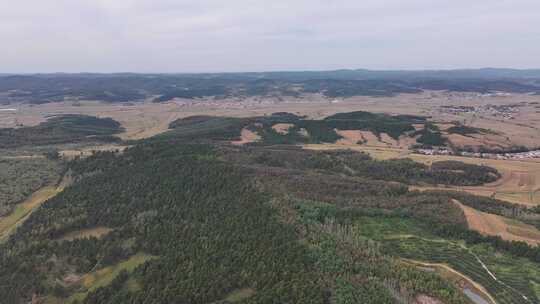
[2, 110, 540, 304]
[0, 157, 63, 217]
[0, 114, 123, 148]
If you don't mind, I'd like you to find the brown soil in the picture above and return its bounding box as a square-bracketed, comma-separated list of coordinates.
[358, 131, 391, 147]
[272, 123, 294, 135]
[398, 134, 420, 149]
[446, 133, 512, 151]
[455, 200, 540, 245]
[380, 133, 398, 146]
[63, 274, 82, 285]
[231, 128, 261, 145]
[335, 130, 365, 145]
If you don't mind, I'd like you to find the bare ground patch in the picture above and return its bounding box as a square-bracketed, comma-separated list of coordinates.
[455, 200, 540, 245]
[272, 123, 294, 135]
[335, 130, 365, 145]
[231, 128, 261, 145]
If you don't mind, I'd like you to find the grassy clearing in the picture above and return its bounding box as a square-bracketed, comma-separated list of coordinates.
[68, 253, 157, 303]
[223, 288, 256, 302]
[59, 227, 113, 241]
[303, 144, 405, 160]
[0, 185, 61, 242]
[354, 216, 436, 241]
[495, 191, 537, 206]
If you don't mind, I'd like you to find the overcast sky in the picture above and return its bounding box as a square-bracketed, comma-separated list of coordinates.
[1, 0, 539, 73]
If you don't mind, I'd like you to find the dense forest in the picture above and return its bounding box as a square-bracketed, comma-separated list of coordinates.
[1, 111, 540, 304]
[0, 114, 123, 148]
[164, 111, 426, 145]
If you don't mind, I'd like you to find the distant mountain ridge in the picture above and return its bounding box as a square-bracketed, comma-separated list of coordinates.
[3, 68, 540, 80]
[1, 68, 540, 104]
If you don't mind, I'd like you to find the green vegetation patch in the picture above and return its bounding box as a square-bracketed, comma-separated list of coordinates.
[0, 114, 123, 148]
[383, 237, 538, 304]
[163, 115, 249, 142]
[0, 157, 62, 217]
[292, 200, 468, 304]
[69, 254, 157, 303]
[447, 125, 495, 136]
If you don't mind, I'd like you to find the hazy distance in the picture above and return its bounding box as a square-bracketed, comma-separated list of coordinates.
[1, 0, 540, 73]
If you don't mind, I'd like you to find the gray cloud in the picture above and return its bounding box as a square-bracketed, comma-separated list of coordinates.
[1, 0, 539, 73]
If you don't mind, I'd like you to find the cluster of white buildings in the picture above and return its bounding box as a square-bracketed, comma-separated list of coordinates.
[439, 103, 522, 120]
[415, 148, 453, 156]
[415, 148, 540, 160]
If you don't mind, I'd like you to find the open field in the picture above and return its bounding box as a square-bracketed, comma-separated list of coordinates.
[231, 128, 260, 145]
[455, 200, 540, 245]
[272, 123, 294, 134]
[1, 91, 540, 146]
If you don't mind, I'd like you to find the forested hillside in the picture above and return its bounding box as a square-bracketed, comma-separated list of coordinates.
[1, 111, 540, 304]
[0, 114, 123, 148]
[0, 157, 63, 217]
[1, 70, 539, 104]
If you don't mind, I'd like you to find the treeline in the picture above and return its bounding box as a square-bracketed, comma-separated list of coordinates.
[227, 147, 500, 186]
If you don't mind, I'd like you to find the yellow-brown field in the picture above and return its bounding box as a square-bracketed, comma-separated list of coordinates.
[2, 91, 540, 147]
[455, 200, 540, 245]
